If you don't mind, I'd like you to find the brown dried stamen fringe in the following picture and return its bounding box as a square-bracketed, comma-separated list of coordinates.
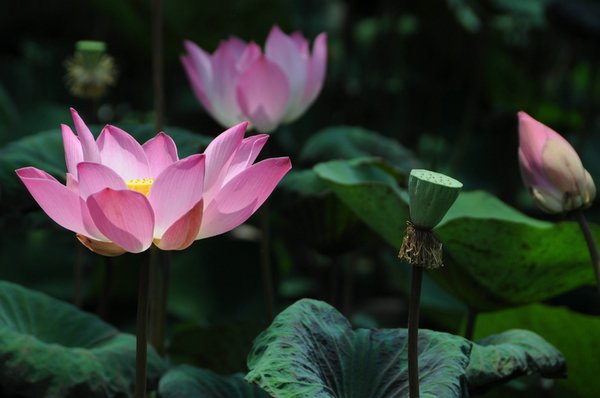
[398, 222, 443, 269]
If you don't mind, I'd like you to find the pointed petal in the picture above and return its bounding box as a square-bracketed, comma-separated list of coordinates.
[70, 108, 101, 163]
[155, 199, 203, 250]
[182, 40, 214, 114]
[16, 167, 101, 238]
[299, 32, 327, 114]
[203, 122, 247, 200]
[87, 188, 154, 253]
[224, 134, 268, 184]
[77, 162, 127, 199]
[143, 132, 179, 178]
[97, 125, 151, 180]
[237, 42, 262, 71]
[237, 57, 290, 132]
[77, 235, 127, 257]
[61, 124, 83, 176]
[199, 157, 291, 239]
[66, 173, 79, 194]
[266, 26, 309, 119]
[149, 154, 205, 237]
[210, 39, 247, 127]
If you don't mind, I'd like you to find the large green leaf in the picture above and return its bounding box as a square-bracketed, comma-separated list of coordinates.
[0, 280, 166, 397]
[314, 159, 598, 310]
[300, 126, 421, 174]
[245, 299, 565, 398]
[0, 125, 212, 207]
[475, 304, 600, 398]
[159, 365, 269, 398]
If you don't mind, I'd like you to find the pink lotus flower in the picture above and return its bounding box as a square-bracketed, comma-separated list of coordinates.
[181, 25, 327, 132]
[16, 109, 291, 256]
[518, 111, 595, 213]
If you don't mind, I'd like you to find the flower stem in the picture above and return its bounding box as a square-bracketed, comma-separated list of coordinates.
[464, 307, 477, 341]
[408, 266, 423, 398]
[152, 0, 164, 131]
[97, 257, 114, 319]
[260, 204, 275, 322]
[135, 253, 150, 398]
[575, 209, 600, 295]
[148, 249, 169, 356]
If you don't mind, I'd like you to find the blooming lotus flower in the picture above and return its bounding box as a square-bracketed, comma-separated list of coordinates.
[16, 109, 291, 256]
[181, 25, 327, 132]
[518, 111, 595, 213]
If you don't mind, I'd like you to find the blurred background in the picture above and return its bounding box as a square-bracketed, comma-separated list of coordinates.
[2, 0, 600, 396]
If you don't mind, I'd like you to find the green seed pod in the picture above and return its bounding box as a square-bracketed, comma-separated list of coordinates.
[408, 169, 462, 230]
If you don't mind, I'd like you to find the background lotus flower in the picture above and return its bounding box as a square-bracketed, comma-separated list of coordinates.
[181, 25, 327, 132]
[518, 111, 596, 213]
[16, 109, 291, 256]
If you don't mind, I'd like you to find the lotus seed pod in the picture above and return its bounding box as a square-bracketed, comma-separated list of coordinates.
[408, 169, 463, 229]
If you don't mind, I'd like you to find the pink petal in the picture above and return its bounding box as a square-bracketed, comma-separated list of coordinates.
[143, 132, 179, 178]
[198, 157, 291, 239]
[61, 124, 83, 176]
[182, 40, 214, 113]
[155, 199, 203, 250]
[16, 167, 102, 239]
[236, 57, 290, 132]
[66, 173, 79, 194]
[300, 32, 327, 112]
[149, 154, 206, 237]
[97, 125, 151, 180]
[237, 42, 262, 71]
[210, 39, 248, 127]
[77, 162, 127, 199]
[87, 188, 154, 253]
[224, 134, 268, 184]
[70, 108, 101, 163]
[203, 122, 247, 201]
[518, 111, 550, 167]
[266, 26, 309, 120]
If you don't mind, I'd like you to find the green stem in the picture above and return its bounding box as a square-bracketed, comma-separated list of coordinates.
[408, 266, 423, 398]
[152, 0, 164, 131]
[97, 257, 114, 319]
[464, 307, 477, 341]
[148, 250, 170, 355]
[575, 209, 600, 295]
[73, 244, 84, 308]
[260, 204, 275, 321]
[135, 253, 150, 398]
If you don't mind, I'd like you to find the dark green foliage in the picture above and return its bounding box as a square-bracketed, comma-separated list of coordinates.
[246, 299, 565, 398]
[159, 365, 269, 398]
[0, 281, 166, 398]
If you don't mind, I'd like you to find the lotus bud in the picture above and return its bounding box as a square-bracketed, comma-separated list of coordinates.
[399, 169, 463, 269]
[518, 111, 596, 214]
[65, 40, 117, 99]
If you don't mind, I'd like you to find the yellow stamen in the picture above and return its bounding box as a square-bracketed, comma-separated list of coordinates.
[127, 178, 154, 196]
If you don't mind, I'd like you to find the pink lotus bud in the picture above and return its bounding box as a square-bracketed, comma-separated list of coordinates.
[181, 26, 327, 132]
[518, 111, 595, 213]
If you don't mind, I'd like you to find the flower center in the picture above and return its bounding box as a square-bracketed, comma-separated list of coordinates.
[126, 178, 154, 196]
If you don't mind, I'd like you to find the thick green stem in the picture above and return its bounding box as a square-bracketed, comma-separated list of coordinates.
[152, 0, 164, 131]
[464, 307, 477, 341]
[260, 204, 275, 321]
[148, 250, 170, 355]
[575, 209, 600, 295]
[97, 257, 114, 319]
[408, 266, 423, 398]
[135, 254, 150, 398]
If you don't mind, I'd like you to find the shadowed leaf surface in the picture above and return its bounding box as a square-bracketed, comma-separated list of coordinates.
[159, 365, 269, 398]
[245, 299, 565, 398]
[314, 159, 598, 310]
[0, 281, 166, 398]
